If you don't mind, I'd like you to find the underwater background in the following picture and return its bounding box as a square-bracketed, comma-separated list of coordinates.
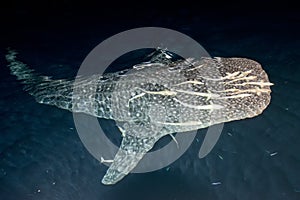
[0, 1, 300, 199]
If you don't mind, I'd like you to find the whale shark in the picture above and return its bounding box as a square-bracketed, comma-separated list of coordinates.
[6, 49, 273, 185]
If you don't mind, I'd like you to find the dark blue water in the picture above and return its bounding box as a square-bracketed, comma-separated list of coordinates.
[1, 3, 300, 200]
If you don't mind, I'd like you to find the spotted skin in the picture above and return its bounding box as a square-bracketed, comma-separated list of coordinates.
[6, 49, 273, 185]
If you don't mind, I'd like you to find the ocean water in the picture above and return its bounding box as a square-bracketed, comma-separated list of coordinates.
[0, 7, 300, 200]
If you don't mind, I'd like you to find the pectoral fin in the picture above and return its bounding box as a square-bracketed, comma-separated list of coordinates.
[101, 126, 158, 185]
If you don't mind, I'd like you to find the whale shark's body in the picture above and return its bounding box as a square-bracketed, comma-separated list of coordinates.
[6, 49, 273, 185]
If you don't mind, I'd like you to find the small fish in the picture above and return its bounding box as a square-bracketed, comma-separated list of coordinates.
[100, 157, 114, 163]
[270, 152, 278, 156]
[211, 182, 222, 186]
[217, 154, 224, 160]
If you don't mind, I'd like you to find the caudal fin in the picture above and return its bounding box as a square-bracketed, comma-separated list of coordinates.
[6, 49, 73, 111]
[6, 49, 47, 90]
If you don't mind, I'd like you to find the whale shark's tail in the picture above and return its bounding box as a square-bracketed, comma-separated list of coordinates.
[6, 49, 74, 111]
[6, 49, 46, 89]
